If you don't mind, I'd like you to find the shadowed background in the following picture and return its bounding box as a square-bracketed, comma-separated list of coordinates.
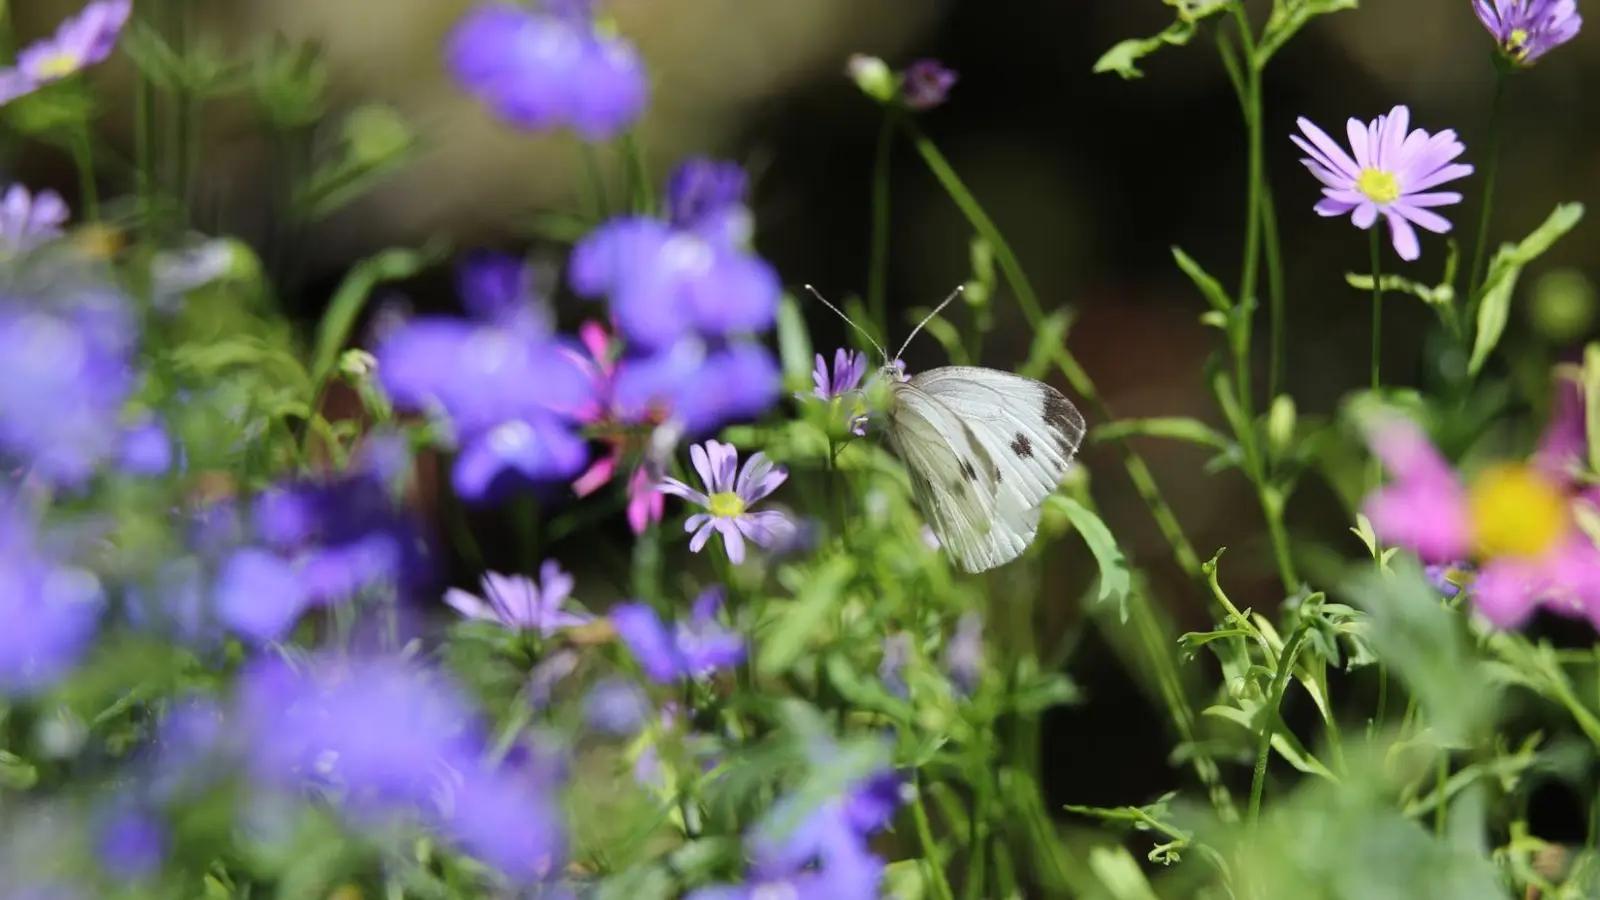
[12, 0, 1600, 856]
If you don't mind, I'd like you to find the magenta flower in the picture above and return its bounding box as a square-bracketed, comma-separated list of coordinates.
[1292, 105, 1472, 261]
[443, 560, 591, 636]
[1474, 0, 1581, 65]
[659, 440, 794, 564]
[0, 0, 132, 104]
[1363, 412, 1600, 630]
[565, 320, 668, 534]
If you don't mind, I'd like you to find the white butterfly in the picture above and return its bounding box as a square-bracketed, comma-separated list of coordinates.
[806, 285, 1086, 573]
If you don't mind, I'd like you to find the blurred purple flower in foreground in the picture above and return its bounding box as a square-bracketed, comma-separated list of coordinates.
[1474, 0, 1581, 65]
[659, 439, 795, 563]
[1293, 105, 1472, 261]
[236, 653, 567, 884]
[944, 611, 984, 696]
[612, 586, 745, 683]
[0, 492, 103, 696]
[582, 676, 652, 736]
[444, 560, 591, 636]
[0, 185, 69, 256]
[445, 0, 646, 140]
[1363, 412, 1600, 630]
[570, 157, 780, 350]
[901, 59, 957, 110]
[0, 0, 132, 105]
[377, 252, 595, 501]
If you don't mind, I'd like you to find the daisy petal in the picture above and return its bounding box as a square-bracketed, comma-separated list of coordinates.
[1295, 118, 1360, 177]
[1392, 203, 1454, 235]
[716, 519, 746, 564]
[1402, 191, 1464, 208]
[1385, 210, 1421, 261]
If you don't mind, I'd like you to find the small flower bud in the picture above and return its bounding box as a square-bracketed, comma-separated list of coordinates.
[1266, 394, 1297, 460]
[1529, 268, 1596, 344]
[846, 54, 898, 104]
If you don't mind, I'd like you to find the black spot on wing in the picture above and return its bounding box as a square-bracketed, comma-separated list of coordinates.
[960, 458, 979, 482]
[1010, 433, 1033, 458]
[1042, 388, 1084, 459]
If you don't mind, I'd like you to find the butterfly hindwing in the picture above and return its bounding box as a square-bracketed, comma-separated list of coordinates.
[906, 367, 1085, 571]
[889, 379, 1041, 573]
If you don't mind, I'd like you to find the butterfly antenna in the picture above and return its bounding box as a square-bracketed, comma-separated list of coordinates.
[894, 285, 964, 361]
[802, 284, 890, 364]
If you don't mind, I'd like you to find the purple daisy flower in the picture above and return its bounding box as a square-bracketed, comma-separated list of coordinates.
[806, 348, 871, 436]
[1292, 105, 1473, 261]
[568, 157, 781, 350]
[901, 59, 957, 110]
[0, 185, 69, 256]
[443, 560, 591, 636]
[1474, 0, 1581, 65]
[944, 610, 984, 696]
[659, 439, 794, 563]
[3, 0, 132, 102]
[445, 0, 647, 140]
[611, 586, 745, 683]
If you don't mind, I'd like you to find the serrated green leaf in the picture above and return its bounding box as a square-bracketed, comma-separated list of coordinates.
[758, 557, 855, 676]
[1092, 19, 1199, 79]
[1055, 497, 1132, 621]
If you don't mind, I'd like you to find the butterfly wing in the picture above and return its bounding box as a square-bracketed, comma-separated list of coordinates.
[908, 366, 1085, 568]
[888, 380, 1025, 573]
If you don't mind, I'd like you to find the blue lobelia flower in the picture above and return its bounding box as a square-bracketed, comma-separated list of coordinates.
[377, 251, 596, 502]
[611, 585, 745, 683]
[0, 491, 103, 696]
[445, 0, 647, 140]
[569, 157, 781, 351]
[610, 337, 782, 438]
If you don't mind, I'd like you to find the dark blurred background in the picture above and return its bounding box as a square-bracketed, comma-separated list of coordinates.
[14, 0, 1600, 853]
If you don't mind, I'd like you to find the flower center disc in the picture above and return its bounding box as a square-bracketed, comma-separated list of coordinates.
[1468, 463, 1569, 560]
[33, 51, 82, 81]
[1356, 168, 1401, 205]
[707, 491, 745, 519]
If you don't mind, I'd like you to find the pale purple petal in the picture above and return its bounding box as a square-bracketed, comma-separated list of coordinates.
[688, 442, 714, 491]
[1352, 203, 1379, 230]
[1403, 192, 1464, 208]
[444, 587, 496, 621]
[688, 519, 716, 554]
[714, 518, 746, 564]
[1347, 117, 1371, 169]
[657, 477, 709, 507]
[1377, 105, 1408, 170]
[736, 509, 797, 547]
[1295, 118, 1361, 178]
[1315, 198, 1357, 217]
[1406, 162, 1474, 194]
[1391, 203, 1453, 235]
[1386, 211, 1421, 261]
[706, 439, 739, 493]
[537, 560, 574, 608]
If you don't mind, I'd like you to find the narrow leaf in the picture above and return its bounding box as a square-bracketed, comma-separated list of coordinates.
[1055, 497, 1132, 621]
[1091, 416, 1232, 452]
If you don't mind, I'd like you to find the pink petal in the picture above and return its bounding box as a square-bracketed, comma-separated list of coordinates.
[1471, 558, 1543, 630]
[572, 453, 619, 498]
[1533, 375, 1585, 480]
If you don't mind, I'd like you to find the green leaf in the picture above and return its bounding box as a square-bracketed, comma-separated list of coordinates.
[1092, 19, 1199, 80]
[1469, 203, 1586, 375]
[1008, 671, 1083, 716]
[308, 242, 448, 398]
[1344, 272, 1454, 306]
[1091, 416, 1232, 452]
[777, 293, 815, 387]
[758, 557, 855, 676]
[1019, 308, 1074, 380]
[1054, 497, 1132, 621]
[1172, 247, 1234, 311]
[1087, 846, 1162, 900]
[1257, 0, 1358, 67]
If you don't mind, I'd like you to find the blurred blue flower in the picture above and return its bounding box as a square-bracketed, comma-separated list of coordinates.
[528, 649, 580, 709]
[443, 761, 569, 884]
[1425, 562, 1471, 599]
[117, 418, 174, 476]
[665, 157, 750, 234]
[569, 157, 780, 350]
[0, 0, 132, 105]
[94, 800, 166, 880]
[445, 0, 647, 140]
[879, 632, 912, 699]
[610, 337, 782, 437]
[213, 547, 308, 643]
[582, 676, 651, 736]
[377, 253, 595, 502]
[901, 59, 958, 110]
[445, 560, 590, 636]
[0, 281, 139, 487]
[0, 185, 69, 257]
[0, 493, 103, 696]
[612, 586, 744, 683]
[944, 610, 983, 696]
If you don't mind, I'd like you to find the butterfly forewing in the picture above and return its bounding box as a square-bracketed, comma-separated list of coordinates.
[891, 367, 1084, 573]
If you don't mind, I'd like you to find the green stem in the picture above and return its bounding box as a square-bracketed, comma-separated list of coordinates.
[1247, 618, 1314, 825]
[1433, 754, 1449, 835]
[70, 127, 99, 223]
[1370, 227, 1384, 393]
[867, 114, 895, 337]
[965, 767, 990, 900]
[577, 142, 612, 220]
[1234, 9, 1264, 419]
[912, 776, 958, 900]
[1465, 64, 1510, 314]
[899, 118, 1204, 580]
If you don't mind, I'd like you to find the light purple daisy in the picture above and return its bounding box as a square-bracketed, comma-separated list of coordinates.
[5, 0, 132, 101]
[1474, 0, 1582, 65]
[1292, 105, 1473, 262]
[806, 348, 871, 436]
[659, 440, 794, 564]
[443, 560, 591, 636]
[0, 185, 69, 256]
[901, 59, 957, 110]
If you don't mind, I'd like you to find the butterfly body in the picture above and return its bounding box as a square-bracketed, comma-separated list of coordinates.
[883, 365, 1085, 573]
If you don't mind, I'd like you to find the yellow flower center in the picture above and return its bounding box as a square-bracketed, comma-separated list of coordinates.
[32, 51, 81, 81]
[1467, 463, 1569, 560]
[1507, 28, 1531, 58]
[1356, 168, 1401, 205]
[707, 491, 746, 519]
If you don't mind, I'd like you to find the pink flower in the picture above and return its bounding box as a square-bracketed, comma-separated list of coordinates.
[1363, 412, 1600, 630]
[564, 320, 669, 534]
